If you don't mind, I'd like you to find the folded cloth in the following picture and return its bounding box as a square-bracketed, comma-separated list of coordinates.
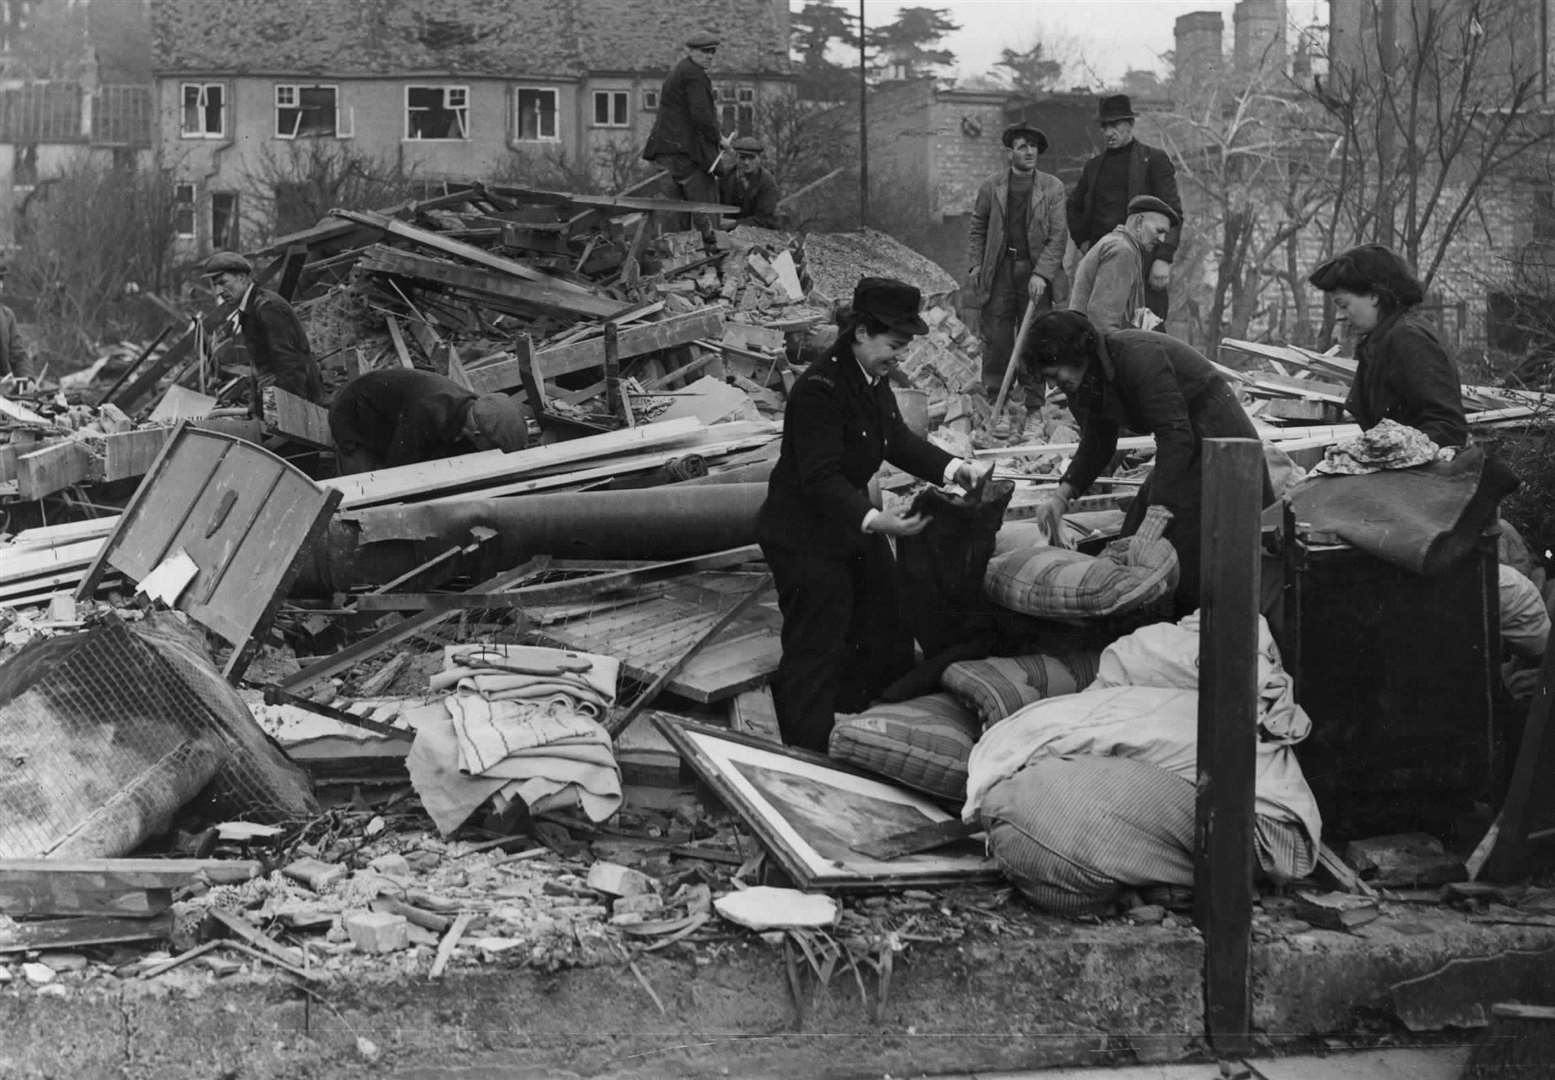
[453, 675, 609, 714]
[405, 700, 507, 836]
[1272, 444, 1519, 576]
[445, 693, 622, 822]
[432, 644, 620, 705]
[1312, 419, 1439, 476]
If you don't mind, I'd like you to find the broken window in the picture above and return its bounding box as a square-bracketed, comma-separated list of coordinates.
[173, 182, 195, 238]
[275, 85, 340, 139]
[718, 84, 755, 137]
[210, 192, 239, 250]
[180, 82, 225, 138]
[406, 85, 468, 140]
[514, 88, 558, 141]
[592, 90, 629, 127]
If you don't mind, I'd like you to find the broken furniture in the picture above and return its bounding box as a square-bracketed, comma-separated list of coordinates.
[74, 423, 341, 681]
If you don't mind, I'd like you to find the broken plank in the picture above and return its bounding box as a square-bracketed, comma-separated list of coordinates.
[464, 309, 726, 394]
[0, 881, 171, 918]
[0, 857, 262, 888]
[16, 440, 92, 500]
[386, 316, 415, 368]
[279, 556, 552, 694]
[488, 184, 737, 216]
[359, 246, 629, 321]
[206, 908, 306, 969]
[335, 209, 595, 298]
[264, 386, 333, 448]
[0, 913, 174, 953]
[325, 416, 706, 509]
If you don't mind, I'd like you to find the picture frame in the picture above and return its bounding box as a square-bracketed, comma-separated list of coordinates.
[653, 716, 999, 891]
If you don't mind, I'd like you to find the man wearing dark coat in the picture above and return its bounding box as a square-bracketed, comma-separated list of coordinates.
[719, 135, 782, 229]
[642, 30, 727, 232]
[201, 251, 324, 404]
[328, 368, 529, 474]
[1066, 95, 1184, 323]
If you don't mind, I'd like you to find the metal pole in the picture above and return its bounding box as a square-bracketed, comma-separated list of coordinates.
[858, 0, 868, 227]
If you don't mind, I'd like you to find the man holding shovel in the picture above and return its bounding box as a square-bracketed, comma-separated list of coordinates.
[964, 123, 1068, 409]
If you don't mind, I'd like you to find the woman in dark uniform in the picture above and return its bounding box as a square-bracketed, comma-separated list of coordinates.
[1307, 243, 1468, 449]
[759, 277, 988, 752]
[1020, 310, 1274, 612]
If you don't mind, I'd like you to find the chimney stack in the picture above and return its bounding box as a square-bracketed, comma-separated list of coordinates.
[1174, 11, 1225, 84]
[1233, 0, 1288, 74]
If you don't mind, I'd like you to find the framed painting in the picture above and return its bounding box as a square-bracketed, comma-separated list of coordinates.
[653, 717, 999, 891]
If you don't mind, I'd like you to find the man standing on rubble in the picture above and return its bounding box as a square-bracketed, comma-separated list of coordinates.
[1066, 95, 1183, 325]
[964, 123, 1068, 399]
[719, 135, 782, 229]
[1068, 196, 1180, 332]
[201, 252, 324, 405]
[642, 30, 728, 240]
[328, 368, 529, 474]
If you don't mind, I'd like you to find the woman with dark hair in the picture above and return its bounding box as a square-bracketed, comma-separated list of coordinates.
[758, 277, 989, 752]
[1307, 243, 1467, 448]
[1022, 310, 1273, 612]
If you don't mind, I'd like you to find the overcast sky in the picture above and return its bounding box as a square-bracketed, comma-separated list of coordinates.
[851, 0, 1328, 84]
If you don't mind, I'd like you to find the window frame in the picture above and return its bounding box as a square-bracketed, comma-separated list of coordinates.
[274, 83, 341, 140]
[717, 83, 756, 137]
[179, 81, 226, 140]
[591, 89, 630, 127]
[642, 89, 659, 112]
[404, 83, 470, 141]
[513, 86, 560, 143]
[209, 191, 239, 250]
[173, 182, 196, 239]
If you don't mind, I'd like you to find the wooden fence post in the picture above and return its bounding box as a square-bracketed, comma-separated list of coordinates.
[1194, 437, 1264, 1056]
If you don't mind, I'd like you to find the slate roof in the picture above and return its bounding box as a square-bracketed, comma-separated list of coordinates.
[573, 0, 792, 76]
[151, 0, 790, 78]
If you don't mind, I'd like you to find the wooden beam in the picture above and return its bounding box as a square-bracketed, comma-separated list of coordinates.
[354, 544, 764, 612]
[16, 440, 91, 500]
[0, 857, 262, 887]
[278, 555, 552, 695]
[488, 184, 737, 216]
[95, 428, 169, 482]
[386, 316, 415, 368]
[1194, 438, 1263, 1057]
[264, 386, 333, 448]
[465, 309, 726, 394]
[333, 208, 594, 295]
[324, 416, 706, 509]
[358, 245, 630, 321]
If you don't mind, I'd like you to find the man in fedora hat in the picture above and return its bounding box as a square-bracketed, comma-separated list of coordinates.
[719, 134, 782, 229]
[757, 276, 989, 751]
[642, 30, 729, 239]
[1069, 195, 1182, 332]
[1066, 94, 1182, 323]
[200, 250, 324, 405]
[965, 122, 1068, 399]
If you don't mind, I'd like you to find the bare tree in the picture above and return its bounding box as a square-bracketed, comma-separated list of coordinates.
[239, 141, 424, 244]
[12, 159, 183, 370]
[1160, 73, 1334, 352]
[1310, 0, 1555, 288]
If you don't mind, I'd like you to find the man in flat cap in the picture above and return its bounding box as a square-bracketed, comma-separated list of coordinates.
[718, 135, 782, 229]
[0, 262, 34, 388]
[1068, 195, 1181, 332]
[201, 251, 324, 405]
[1066, 95, 1183, 324]
[642, 31, 729, 240]
[328, 368, 529, 474]
[965, 122, 1068, 398]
